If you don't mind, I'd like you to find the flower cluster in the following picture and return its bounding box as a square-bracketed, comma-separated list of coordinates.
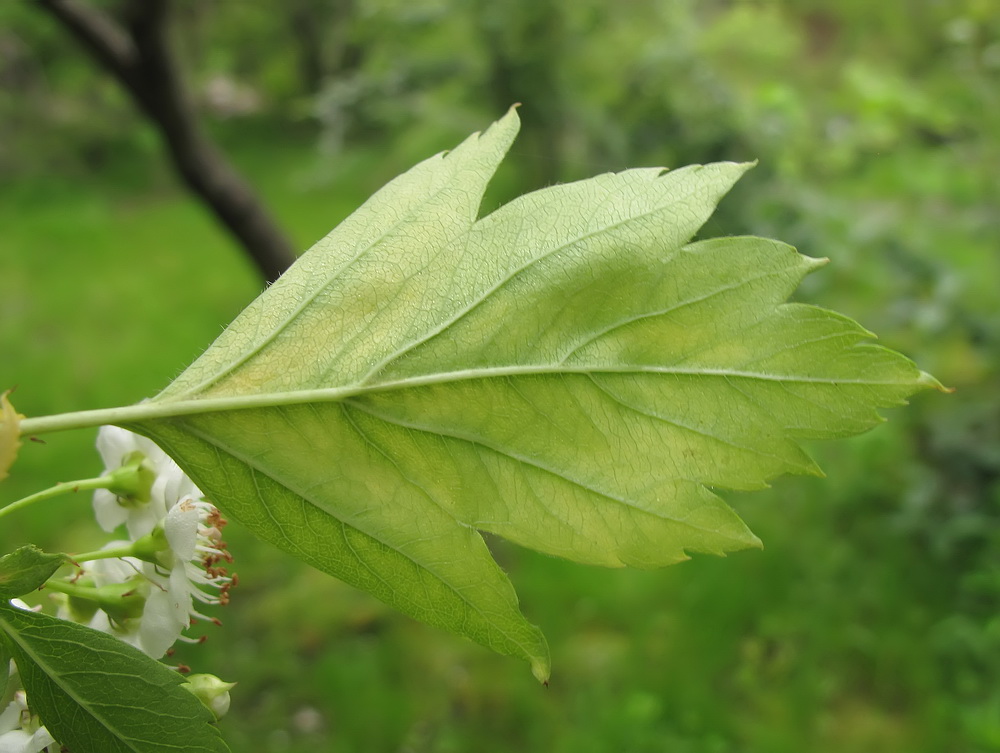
[68, 426, 236, 658]
[3, 427, 237, 750]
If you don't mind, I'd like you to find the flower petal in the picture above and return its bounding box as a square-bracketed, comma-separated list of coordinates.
[0, 728, 32, 753]
[164, 501, 199, 562]
[87, 550, 141, 588]
[139, 568, 191, 658]
[122, 504, 163, 542]
[95, 426, 140, 470]
[0, 700, 22, 736]
[92, 489, 129, 533]
[23, 727, 55, 753]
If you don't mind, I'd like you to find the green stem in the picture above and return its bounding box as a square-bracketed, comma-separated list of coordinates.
[42, 578, 97, 601]
[73, 543, 139, 564]
[19, 404, 168, 436]
[0, 475, 115, 521]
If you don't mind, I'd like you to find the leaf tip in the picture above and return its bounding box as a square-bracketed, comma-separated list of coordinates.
[483, 104, 522, 140]
[530, 655, 551, 685]
[803, 255, 830, 272]
[805, 459, 827, 479]
[723, 532, 763, 552]
[918, 371, 951, 394]
[728, 160, 757, 179]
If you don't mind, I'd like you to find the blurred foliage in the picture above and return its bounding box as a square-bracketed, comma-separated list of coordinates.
[1, 0, 998, 750]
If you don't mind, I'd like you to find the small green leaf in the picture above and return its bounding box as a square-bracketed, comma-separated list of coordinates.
[0, 546, 67, 598]
[117, 109, 938, 680]
[0, 602, 229, 753]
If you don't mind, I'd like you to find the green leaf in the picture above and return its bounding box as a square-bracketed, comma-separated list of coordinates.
[0, 602, 229, 753]
[0, 546, 67, 599]
[123, 109, 938, 681]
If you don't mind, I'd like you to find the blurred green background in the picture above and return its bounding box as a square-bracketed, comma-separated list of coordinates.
[1, 0, 998, 751]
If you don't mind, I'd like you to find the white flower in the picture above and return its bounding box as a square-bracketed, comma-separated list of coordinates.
[0, 691, 56, 753]
[58, 545, 150, 653]
[93, 426, 200, 538]
[68, 507, 235, 660]
[140, 497, 234, 658]
[82, 427, 234, 659]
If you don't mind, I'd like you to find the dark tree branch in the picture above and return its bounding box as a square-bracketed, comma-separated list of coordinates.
[36, 0, 297, 284]
[34, 0, 139, 77]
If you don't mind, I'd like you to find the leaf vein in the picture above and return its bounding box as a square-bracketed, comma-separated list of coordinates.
[346, 398, 730, 535]
[359, 170, 709, 382]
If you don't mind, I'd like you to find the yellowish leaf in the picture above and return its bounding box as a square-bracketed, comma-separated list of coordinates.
[0, 390, 25, 481]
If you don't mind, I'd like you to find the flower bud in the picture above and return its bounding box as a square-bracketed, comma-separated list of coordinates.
[95, 577, 148, 625]
[62, 575, 100, 624]
[105, 450, 155, 505]
[129, 525, 171, 565]
[183, 673, 235, 719]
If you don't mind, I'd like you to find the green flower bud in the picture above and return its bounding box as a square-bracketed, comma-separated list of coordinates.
[63, 575, 100, 624]
[95, 576, 148, 624]
[105, 450, 155, 506]
[129, 525, 171, 565]
[183, 673, 236, 719]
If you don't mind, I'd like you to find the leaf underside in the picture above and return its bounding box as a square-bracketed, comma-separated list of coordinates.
[130, 109, 937, 681]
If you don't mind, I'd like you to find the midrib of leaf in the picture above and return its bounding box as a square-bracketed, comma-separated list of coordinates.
[20, 363, 936, 436]
[160, 415, 545, 663]
[352, 167, 733, 386]
[0, 613, 146, 751]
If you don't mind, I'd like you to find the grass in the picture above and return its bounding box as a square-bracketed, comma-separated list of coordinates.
[0, 125, 981, 752]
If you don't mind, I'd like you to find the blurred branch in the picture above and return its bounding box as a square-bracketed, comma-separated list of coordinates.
[35, 0, 296, 284]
